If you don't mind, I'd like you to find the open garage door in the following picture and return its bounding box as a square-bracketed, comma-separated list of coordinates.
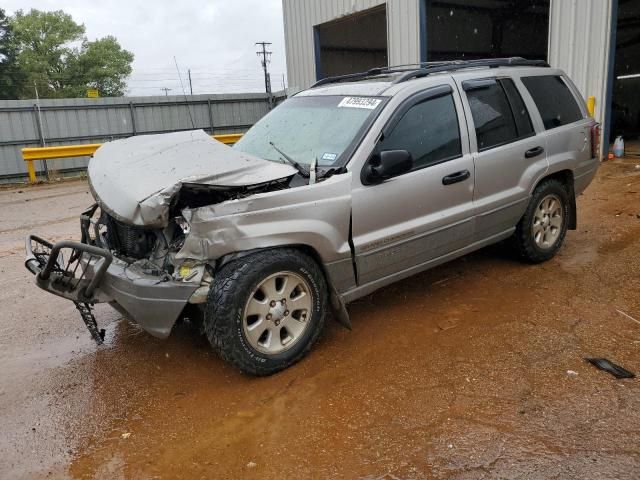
[426, 0, 550, 61]
[611, 0, 640, 144]
[314, 5, 388, 80]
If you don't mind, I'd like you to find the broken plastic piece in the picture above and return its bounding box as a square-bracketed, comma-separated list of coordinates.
[585, 358, 635, 379]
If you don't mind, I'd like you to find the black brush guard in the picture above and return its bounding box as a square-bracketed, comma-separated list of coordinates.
[25, 234, 113, 344]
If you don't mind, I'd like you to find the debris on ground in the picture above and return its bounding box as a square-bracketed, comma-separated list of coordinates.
[585, 358, 635, 379]
[616, 309, 640, 326]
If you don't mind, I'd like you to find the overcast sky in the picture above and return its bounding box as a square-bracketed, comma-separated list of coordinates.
[4, 0, 287, 96]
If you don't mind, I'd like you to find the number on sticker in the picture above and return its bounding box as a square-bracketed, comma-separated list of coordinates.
[338, 97, 382, 110]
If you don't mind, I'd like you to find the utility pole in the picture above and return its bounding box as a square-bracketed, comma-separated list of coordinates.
[33, 81, 49, 180]
[161, 87, 172, 96]
[188, 69, 193, 95]
[256, 41, 273, 108]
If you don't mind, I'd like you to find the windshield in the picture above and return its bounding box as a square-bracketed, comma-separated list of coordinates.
[233, 95, 383, 167]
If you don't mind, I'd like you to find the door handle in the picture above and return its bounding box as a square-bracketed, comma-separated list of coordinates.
[442, 169, 470, 185]
[525, 146, 545, 158]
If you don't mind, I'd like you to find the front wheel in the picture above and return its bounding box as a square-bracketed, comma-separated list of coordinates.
[512, 178, 570, 263]
[204, 248, 327, 376]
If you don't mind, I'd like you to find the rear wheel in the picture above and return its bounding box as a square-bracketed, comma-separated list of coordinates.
[512, 178, 570, 263]
[204, 248, 327, 376]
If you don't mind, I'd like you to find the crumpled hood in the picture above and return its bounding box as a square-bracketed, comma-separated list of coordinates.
[88, 130, 296, 227]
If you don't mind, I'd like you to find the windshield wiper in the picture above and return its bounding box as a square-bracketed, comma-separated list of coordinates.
[269, 141, 309, 178]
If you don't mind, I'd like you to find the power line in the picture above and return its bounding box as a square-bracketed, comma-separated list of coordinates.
[174, 56, 195, 129]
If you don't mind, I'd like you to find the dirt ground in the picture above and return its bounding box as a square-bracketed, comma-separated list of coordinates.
[1, 157, 640, 480]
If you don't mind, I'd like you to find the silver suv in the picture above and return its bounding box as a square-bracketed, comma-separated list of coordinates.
[26, 58, 600, 375]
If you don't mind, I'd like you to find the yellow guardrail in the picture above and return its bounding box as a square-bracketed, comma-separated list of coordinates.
[21, 133, 243, 184]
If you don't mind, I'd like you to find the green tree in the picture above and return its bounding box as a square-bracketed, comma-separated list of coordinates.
[11, 9, 85, 98]
[64, 36, 133, 97]
[10, 9, 133, 98]
[0, 8, 22, 99]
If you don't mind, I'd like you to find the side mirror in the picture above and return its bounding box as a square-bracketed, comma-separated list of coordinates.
[363, 149, 413, 184]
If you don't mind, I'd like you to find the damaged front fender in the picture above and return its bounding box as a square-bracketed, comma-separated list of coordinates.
[177, 173, 354, 290]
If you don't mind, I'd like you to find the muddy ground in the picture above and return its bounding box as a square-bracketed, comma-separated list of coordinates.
[1, 158, 640, 479]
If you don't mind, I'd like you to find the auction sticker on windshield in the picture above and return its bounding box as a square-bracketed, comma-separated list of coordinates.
[338, 97, 382, 110]
[321, 153, 338, 162]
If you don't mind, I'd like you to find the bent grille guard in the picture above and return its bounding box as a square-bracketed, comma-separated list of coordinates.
[25, 235, 113, 301]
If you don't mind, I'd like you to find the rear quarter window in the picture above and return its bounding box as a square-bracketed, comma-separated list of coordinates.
[521, 75, 584, 130]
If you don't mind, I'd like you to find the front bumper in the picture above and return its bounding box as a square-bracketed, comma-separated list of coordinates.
[25, 234, 198, 339]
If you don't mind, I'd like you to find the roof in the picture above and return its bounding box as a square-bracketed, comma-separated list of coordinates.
[295, 78, 397, 97]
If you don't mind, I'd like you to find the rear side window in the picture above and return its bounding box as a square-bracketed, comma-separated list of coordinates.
[501, 79, 534, 138]
[381, 93, 461, 170]
[465, 78, 533, 151]
[521, 75, 583, 130]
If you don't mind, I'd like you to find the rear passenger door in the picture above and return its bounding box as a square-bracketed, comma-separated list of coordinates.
[457, 76, 548, 240]
[519, 75, 594, 193]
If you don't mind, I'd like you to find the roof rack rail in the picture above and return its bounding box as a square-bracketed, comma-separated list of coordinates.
[310, 57, 549, 89]
[392, 57, 550, 84]
[311, 66, 406, 88]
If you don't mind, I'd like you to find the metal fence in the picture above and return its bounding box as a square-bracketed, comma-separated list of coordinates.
[0, 91, 284, 183]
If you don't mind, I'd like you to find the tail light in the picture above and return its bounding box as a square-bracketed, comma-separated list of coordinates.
[590, 123, 601, 159]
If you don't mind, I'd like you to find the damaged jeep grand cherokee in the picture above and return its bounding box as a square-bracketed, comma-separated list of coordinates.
[26, 58, 600, 375]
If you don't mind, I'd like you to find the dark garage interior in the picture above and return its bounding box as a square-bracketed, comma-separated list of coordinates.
[313, 1, 550, 81]
[611, 0, 640, 142]
[426, 0, 550, 61]
[314, 5, 387, 80]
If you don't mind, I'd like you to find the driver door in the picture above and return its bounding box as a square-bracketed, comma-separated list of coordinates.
[351, 84, 476, 286]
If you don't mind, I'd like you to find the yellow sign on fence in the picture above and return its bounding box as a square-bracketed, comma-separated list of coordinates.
[87, 89, 99, 98]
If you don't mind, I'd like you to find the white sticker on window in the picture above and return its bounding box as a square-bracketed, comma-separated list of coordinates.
[321, 152, 337, 162]
[338, 97, 382, 110]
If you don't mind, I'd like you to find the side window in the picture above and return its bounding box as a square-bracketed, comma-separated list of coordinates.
[380, 93, 461, 170]
[501, 78, 534, 138]
[465, 78, 533, 151]
[521, 75, 583, 130]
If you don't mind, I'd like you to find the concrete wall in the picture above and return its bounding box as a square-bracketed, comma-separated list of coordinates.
[0, 92, 282, 183]
[282, 0, 421, 93]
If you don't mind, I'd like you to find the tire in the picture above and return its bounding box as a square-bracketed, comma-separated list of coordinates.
[512, 178, 570, 263]
[204, 248, 327, 376]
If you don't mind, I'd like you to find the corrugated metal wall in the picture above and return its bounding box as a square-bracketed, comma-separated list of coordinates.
[0, 92, 281, 182]
[283, 0, 614, 130]
[548, 0, 613, 127]
[282, 0, 421, 92]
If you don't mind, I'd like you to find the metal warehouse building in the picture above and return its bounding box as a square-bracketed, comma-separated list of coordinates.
[282, 0, 640, 148]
